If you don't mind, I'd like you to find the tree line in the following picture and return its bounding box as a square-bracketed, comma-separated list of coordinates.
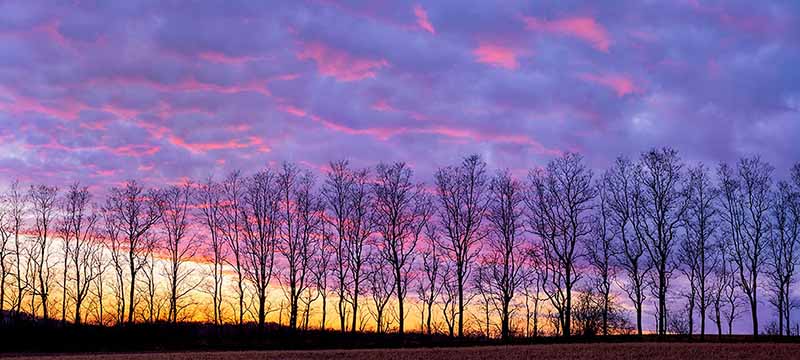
[0, 148, 798, 341]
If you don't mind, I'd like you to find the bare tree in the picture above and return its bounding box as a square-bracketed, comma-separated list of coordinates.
[311, 222, 332, 331]
[139, 233, 162, 322]
[521, 248, 545, 338]
[766, 180, 799, 335]
[366, 256, 394, 333]
[197, 177, 226, 325]
[277, 162, 322, 330]
[241, 168, 281, 330]
[633, 148, 687, 335]
[708, 237, 727, 338]
[103, 180, 162, 324]
[717, 238, 744, 336]
[159, 182, 200, 323]
[440, 262, 458, 337]
[604, 157, 649, 335]
[417, 224, 443, 335]
[7, 181, 27, 318]
[680, 164, 719, 339]
[61, 183, 102, 325]
[344, 166, 372, 334]
[28, 184, 58, 320]
[435, 154, 489, 337]
[89, 251, 109, 325]
[323, 161, 353, 332]
[472, 264, 494, 337]
[718, 157, 773, 336]
[0, 192, 13, 321]
[102, 207, 126, 325]
[322, 160, 373, 333]
[587, 178, 618, 336]
[526, 153, 595, 337]
[483, 170, 526, 340]
[677, 228, 699, 336]
[219, 171, 247, 325]
[372, 162, 432, 335]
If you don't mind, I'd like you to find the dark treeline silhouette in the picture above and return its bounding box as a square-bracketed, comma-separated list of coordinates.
[1, 147, 799, 348]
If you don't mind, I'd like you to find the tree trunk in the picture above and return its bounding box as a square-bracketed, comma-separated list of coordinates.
[426, 302, 433, 335]
[501, 300, 510, 341]
[750, 296, 758, 337]
[396, 267, 404, 335]
[127, 265, 136, 324]
[564, 266, 572, 337]
[258, 293, 266, 330]
[320, 295, 327, 331]
[457, 270, 464, 338]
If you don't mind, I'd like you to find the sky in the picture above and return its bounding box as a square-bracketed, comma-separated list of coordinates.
[1, 0, 800, 334]
[1, 0, 799, 190]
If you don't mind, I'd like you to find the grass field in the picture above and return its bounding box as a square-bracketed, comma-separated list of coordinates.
[7, 343, 800, 360]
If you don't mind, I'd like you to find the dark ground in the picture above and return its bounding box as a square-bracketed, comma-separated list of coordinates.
[2, 312, 800, 357]
[6, 343, 800, 360]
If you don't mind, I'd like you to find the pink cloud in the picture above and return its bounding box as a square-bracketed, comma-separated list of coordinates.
[168, 134, 271, 154]
[297, 41, 389, 81]
[413, 5, 435, 34]
[473, 43, 520, 70]
[421, 126, 561, 156]
[109, 144, 161, 157]
[523, 16, 611, 52]
[578, 73, 639, 97]
[279, 104, 308, 117]
[301, 110, 560, 156]
[85, 76, 272, 97]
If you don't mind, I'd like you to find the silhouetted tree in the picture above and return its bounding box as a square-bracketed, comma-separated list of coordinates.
[61, 183, 102, 325]
[312, 222, 332, 330]
[708, 238, 728, 338]
[435, 155, 488, 337]
[766, 180, 799, 335]
[102, 206, 126, 325]
[366, 256, 394, 333]
[484, 170, 526, 340]
[103, 180, 162, 324]
[418, 224, 443, 336]
[139, 232, 161, 322]
[197, 177, 226, 325]
[680, 164, 719, 339]
[604, 157, 649, 335]
[526, 153, 595, 337]
[633, 148, 687, 335]
[521, 245, 545, 338]
[372, 162, 432, 335]
[323, 160, 354, 333]
[89, 248, 109, 325]
[277, 162, 322, 330]
[323, 160, 373, 333]
[440, 262, 458, 337]
[718, 157, 773, 336]
[219, 171, 247, 325]
[572, 286, 631, 336]
[241, 168, 281, 330]
[159, 182, 200, 323]
[7, 181, 27, 318]
[472, 264, 493, 337]
[28, 184, 58, 320]
[587, 178, 618, 336]
[0, 192, 12, 321]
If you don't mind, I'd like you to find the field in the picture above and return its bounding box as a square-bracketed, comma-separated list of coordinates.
[7, 343, 800, 360]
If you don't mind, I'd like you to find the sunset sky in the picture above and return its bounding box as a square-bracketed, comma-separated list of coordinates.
[2, 0, 800, 338]
[1, 0, 798, 190]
